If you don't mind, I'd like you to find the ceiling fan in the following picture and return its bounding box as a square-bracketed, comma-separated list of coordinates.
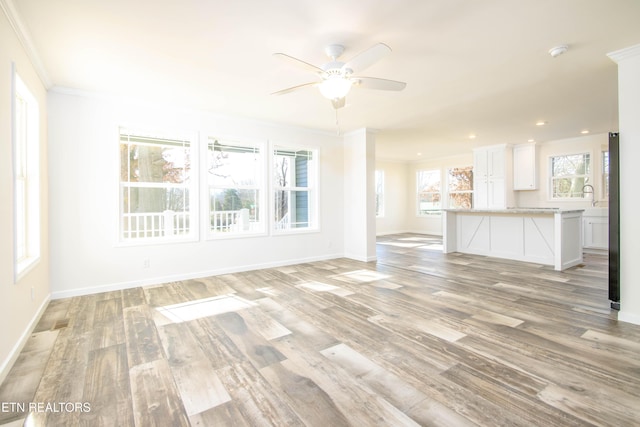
[272, 43, 406, 109]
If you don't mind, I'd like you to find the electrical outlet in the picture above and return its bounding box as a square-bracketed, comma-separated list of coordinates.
[143, 258, 150, 268]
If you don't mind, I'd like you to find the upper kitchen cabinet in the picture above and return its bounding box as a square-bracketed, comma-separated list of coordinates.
[513, 142, 538, 190]
[473, 144, 514, 209]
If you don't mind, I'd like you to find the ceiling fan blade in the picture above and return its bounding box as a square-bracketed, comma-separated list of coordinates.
[341, 43, 392, 74]
[352, 76, 406, 91]
[271, 81, 319, 96]
[331, 97, 346, 109]
[273, 53, 324, 74]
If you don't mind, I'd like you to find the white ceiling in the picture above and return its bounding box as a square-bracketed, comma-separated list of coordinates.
[9, 0, 640, 160]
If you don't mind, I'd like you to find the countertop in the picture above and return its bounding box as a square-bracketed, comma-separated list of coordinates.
[443, 208, 585, 214]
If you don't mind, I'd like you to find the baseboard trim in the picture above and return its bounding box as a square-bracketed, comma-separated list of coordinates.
[0, 294, 50, 385]
[51, 252, 344, 300]
[618, 310, 640, 326]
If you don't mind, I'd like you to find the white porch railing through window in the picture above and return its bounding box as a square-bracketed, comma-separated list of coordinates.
[122, 210, 190, 239]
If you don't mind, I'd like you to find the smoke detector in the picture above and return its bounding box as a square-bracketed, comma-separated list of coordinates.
[549, 44, 569, 58]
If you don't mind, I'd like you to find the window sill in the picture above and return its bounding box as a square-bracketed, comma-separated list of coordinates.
[15, 255, 41, 283]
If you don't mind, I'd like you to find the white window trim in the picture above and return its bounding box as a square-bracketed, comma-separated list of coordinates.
[375, 169, 385, 218]
[547, 151, 593, 202]
[416, 169, 442, 216]
[271, 142, 320, 235]
[445, 165, 474, 209]
[12, 65, 41, 283]
[116, 128, 199, 246]
[205, 136, 268, 240]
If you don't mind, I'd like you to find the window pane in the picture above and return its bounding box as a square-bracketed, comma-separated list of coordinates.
[449, 193, 472, 209]
[13, 73, 41, 276]
[552, 177, 587, 198]
[448, 167, 473, 191]
[274, 190, 311, 229]
[550, 153, 591, 200]
[121, 143, 190, 184]
[119, 131, 193, 241]
[207, 139, 264, 236]
[417, 170, 441, 214]
[375, 170, 384, 217]
[209, 140, 261, 187]
[552, 154, 590, 176]
[209, 188, 260, 233]
[273, 146, 316, 231]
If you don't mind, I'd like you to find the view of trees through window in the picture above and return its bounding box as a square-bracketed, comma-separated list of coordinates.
[550, 153, 591, 198]
[448, 166, 473, 209]
[417, 170, 441, 214]
[274, 148, 315, 230]
[120, 133, 192, 239]
[208, 140, 262, 234]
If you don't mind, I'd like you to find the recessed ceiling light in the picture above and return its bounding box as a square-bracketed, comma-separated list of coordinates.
[417, 152, 422, 156]
[581, 129, 590, 134]
[528, 139, 535, 143]
[536, 121, 547, 126]
[469, 134, 476, 139]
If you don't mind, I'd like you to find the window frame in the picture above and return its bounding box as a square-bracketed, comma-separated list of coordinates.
[416, 169, 442, 216]
[446, 165, 474, 209]
[118, 128, 198, 245]
[375, 169, 385, 218]
[12, 66, 41, 282]
[205, 137, 267, 239]
[548, 152, 592, 201]
[271, 143, 319, 234]
[602, 149, 610, 201]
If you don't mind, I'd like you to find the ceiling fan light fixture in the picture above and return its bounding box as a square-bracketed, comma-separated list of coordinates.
[318, 76, 352, 100]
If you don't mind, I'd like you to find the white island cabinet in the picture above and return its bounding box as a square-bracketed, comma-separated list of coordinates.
[443, 208, 584, 271]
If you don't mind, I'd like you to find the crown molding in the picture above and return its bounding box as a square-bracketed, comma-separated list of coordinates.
[607, 43, 640, 64]
[0, 0, 52, 88]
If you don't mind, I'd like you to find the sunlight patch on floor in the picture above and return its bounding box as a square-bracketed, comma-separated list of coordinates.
[156, 294, 257, 323]
[330, 270, 391, 283]
[296, 281, 354, 296]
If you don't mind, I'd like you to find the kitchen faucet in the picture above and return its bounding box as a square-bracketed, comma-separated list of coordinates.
[582, 184, 596, 207]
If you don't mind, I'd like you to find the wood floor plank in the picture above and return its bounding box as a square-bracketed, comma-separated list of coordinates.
[129, 358, 190, 427]
[157, 322, 231, 416]
[123, 305, 165, 367]
[80, 344, 134, 427]
[90, 298, 125, 350]
[320, 343, 476, 426]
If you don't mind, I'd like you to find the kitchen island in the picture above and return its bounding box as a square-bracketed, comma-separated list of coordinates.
[442, 208, 584, 271]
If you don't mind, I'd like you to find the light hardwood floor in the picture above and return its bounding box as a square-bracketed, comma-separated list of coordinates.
[1, 233, 639, 426]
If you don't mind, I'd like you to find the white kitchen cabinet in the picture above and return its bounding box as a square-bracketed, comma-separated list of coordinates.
[513, 143, 537, 190]
[583, 208, 609, 250]
[473, 144, 513, 209]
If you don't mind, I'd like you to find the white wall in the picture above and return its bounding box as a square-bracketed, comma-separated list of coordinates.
[609, 43, 640, 325]
[0, 11, 50, 382]
[515, 133, 609, 210]
[48, 90, 345, 298]
[375, 160, 408, 235]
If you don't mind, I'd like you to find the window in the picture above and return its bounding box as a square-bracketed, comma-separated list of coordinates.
[207, 138, 264, 236]
[550, 153, 591, 199]
[375, 170, 384, 217]
[119, 130, 195, 242]
[447, 166, 473, 209]
[273, 147, 317, 231]
[13, 71, 40, 280]
[417, 170, 441, 215]
[602, 150, 609, 200]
